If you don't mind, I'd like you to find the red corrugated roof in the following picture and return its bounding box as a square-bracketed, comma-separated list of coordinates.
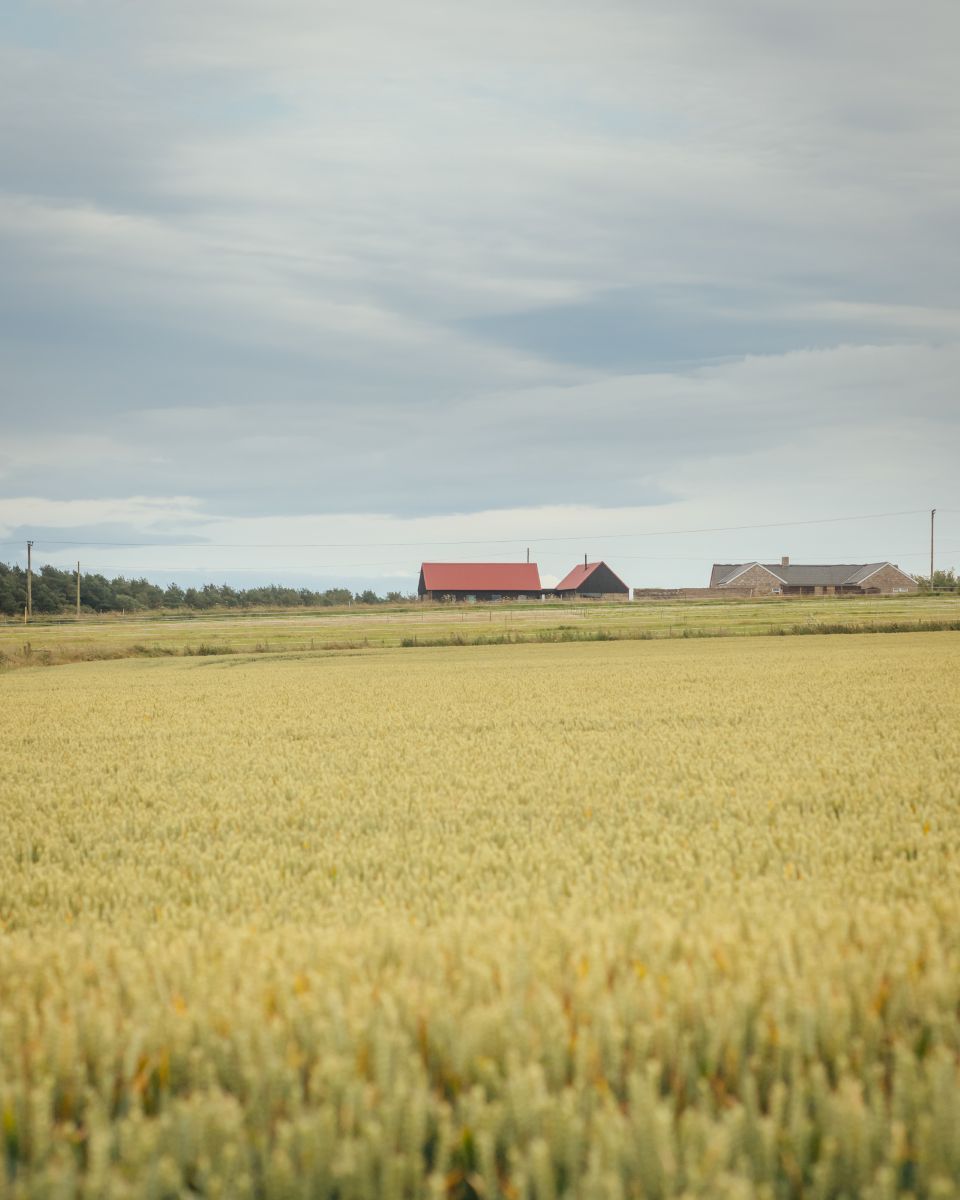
[554, 562, 602, 591]
[420, 562, 542, 591]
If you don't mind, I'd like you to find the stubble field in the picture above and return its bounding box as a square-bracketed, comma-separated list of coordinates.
[2, 634, 959, 1198]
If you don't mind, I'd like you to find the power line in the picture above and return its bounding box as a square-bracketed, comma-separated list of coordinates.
[0, 507, 934, 551]
[617, 546, 960, 563]
[8, 545, 958, 576]
[0, 548, 530, 572]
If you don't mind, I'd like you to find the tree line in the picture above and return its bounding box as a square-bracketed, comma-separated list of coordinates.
[0, 561, 414, 617]
[914, 569, 959, 592]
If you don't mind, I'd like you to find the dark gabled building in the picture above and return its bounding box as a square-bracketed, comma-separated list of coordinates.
[709, 557, 917, 595]
[418, 562, 543, 601]
[553, 561, 629, 598]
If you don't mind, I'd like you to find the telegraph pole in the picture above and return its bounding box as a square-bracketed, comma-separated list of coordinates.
[26, 540, 33, 620]
[930, 508, 936, 589]
[76, 561, 81, 618]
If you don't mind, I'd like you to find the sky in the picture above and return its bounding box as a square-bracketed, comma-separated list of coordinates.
[1, 0, 958, 591]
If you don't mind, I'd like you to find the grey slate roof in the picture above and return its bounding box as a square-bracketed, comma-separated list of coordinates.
[844, 563, 890, 584]
[712, 562, 897, 587]
[711, 563, 745, 587]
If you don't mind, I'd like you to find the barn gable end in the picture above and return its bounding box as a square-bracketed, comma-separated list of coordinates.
[554, 561, 629, 596]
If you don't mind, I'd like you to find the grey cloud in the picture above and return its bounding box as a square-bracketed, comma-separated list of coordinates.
[1, 0, 958, 544]
[3, 344, 955, 518]
[458, 284, 942, 371]
[0, 523, 208, 550]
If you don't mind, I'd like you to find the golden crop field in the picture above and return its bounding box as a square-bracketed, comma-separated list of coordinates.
[2, 634, 959, 1199]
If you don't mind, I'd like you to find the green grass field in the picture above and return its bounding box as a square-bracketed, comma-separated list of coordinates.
[2, 593, 959, 670]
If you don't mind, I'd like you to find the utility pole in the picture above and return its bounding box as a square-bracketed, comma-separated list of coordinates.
[930, 508, 936, 589]
[26, 540, 33, 620]
[76, 561, 81, 618]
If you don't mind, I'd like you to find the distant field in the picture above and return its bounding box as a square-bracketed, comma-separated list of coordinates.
[2, 634, 959, 1197]
[2, 592, 960, 669]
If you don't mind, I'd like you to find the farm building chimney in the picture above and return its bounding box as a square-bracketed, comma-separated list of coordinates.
[526, 547, 530, 563]
[781, 556, 790, 567]
[584, 553, 588, 568]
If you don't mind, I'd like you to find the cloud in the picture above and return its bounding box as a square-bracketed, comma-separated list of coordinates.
[4, 340, 956, 512]
[3, 341, 956, 588]
[1, 0, 958, 583]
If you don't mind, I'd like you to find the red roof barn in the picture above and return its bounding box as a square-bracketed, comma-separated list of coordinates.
[553, 561, 629, 597]
[418, 562, 543, 601]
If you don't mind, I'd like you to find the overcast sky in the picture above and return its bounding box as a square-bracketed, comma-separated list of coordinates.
[1, 0, 958, 590]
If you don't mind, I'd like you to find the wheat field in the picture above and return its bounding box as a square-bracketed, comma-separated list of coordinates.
[2, 634, 959, 1198]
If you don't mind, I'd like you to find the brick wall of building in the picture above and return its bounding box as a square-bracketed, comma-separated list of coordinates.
[719, 564, 783, 594]
[857, 564, 918, 593]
